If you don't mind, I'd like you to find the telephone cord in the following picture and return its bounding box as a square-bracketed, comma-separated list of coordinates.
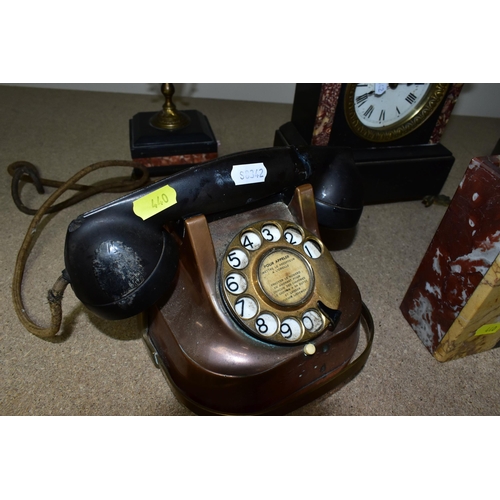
[9, 160, 150, 338]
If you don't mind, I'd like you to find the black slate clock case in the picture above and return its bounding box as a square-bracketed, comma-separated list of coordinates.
[275, 83, 458, 205]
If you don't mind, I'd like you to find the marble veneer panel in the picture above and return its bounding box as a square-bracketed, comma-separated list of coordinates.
[400, 155, 500, 361]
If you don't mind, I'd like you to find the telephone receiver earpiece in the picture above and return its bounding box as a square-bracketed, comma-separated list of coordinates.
[64, 146, 363, 320]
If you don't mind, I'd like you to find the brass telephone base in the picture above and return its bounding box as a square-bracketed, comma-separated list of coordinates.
[144, 186, 372, 415]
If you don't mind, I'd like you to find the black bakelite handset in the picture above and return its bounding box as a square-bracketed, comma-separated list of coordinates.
[64, 146, 363, 321]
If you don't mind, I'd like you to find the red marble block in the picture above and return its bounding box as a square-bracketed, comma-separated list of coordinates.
[400, 155, 500, 360]
[133, 152, 218, 168]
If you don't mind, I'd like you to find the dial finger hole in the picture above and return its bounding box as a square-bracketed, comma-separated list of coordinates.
[284, 227, 303, 245]
[234, 296, 258, 319]
[226, 248, 249, 269]
[255, 313, 279, 337]
[302, 309, 324, 333]
[240, 231, 262, 251]
[280, 317, 302, 342]
[224, 273, 247, 295]
[260, 223, 281, 242]
[303, 239, 322, 259]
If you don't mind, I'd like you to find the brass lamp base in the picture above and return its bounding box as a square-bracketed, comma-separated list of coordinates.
[150, 109, 190, 130]
[150, 84, 191, 130]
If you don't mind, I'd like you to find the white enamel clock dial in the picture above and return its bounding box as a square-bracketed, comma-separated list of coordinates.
[344, 83, 449, 142]
[354, 83, 430, 128]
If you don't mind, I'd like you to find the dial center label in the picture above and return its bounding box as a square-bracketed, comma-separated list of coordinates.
[258, 249, 312, 306]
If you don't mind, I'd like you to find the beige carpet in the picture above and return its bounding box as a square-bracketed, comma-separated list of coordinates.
[1, 85, 499, 415]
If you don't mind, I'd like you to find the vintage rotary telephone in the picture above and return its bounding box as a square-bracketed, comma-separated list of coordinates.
[14, 146, 374, 415]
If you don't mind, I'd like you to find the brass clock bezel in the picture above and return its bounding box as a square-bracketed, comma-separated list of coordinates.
[344, 83, 450, 143]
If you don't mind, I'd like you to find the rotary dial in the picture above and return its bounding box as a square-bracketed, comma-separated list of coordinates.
[220, 220, 341, 345]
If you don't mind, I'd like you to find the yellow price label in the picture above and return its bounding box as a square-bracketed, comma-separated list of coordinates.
[132, 184, 177, 221]
[475, 323, 500, 336]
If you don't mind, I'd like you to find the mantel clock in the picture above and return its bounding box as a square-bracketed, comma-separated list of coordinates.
[275, 83, 463, 204]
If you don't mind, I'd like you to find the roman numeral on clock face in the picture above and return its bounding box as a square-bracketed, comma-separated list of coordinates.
[379, 109, 386, 121]
[356, 93, 369, 106]
[405, 93, 417, 104]
[363, 105, 374, 118]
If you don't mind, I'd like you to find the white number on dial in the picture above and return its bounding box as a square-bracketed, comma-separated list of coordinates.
[302, 310, 324, 333]
[234, 296, 258, 319]
[260, 224, 281, 242]
[240, 231, 262, 250]
[303, 240, 322, 259]
[280, 318, 302, 341]
[225, 273, 247, 294]
[255, 313, 279, 337]
[284, 227, 302, 245]
[226, 249, 248, 269]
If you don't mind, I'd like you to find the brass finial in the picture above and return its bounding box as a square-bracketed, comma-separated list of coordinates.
[150, 83, 190, 130]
